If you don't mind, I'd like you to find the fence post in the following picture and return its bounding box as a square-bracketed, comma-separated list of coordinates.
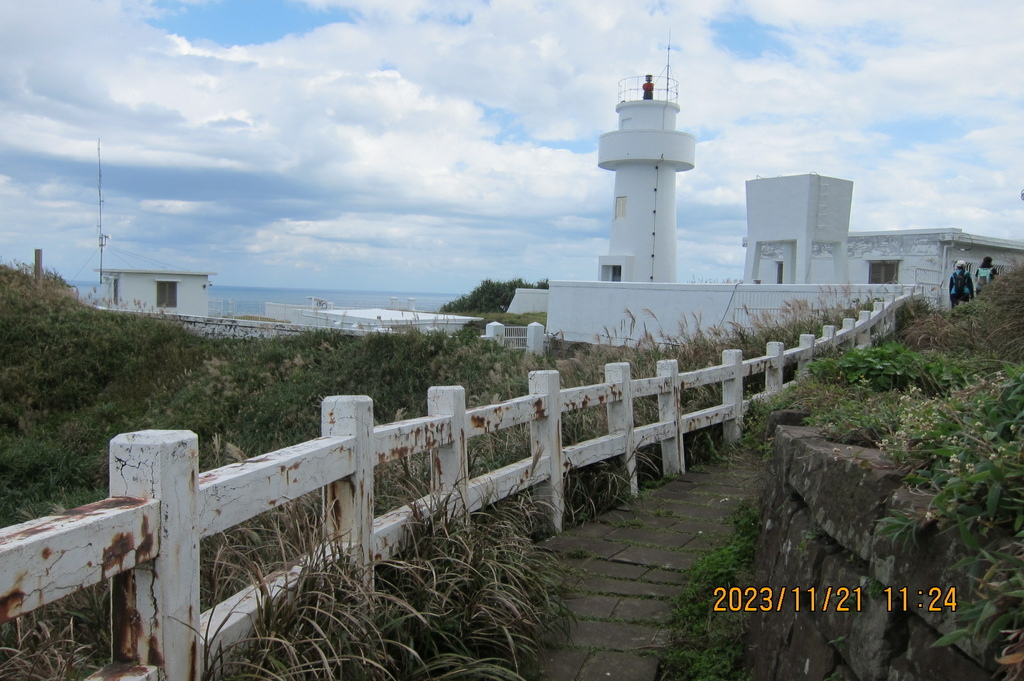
[428, 386, 469, 517]
[842, 318, 856, 349]
[856, 310, 872, 347]
[322, 396, 375, 575]
[657, 360, 684, 476]
[797, 333, 816, 375]
[822, 325, 837, 346]
[530, 370, 564, 531]
[766, 341, 785, 394]
[605, 362, 637, 496]
[484, 321, 505, 344]
[721, 350, 744, 444]
[108, 430, 200, 681]
[526, 322, 546, 355]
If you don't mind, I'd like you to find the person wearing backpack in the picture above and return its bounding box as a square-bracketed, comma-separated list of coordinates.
[975, 256, 998, 292]
[949, 260, 974, 307]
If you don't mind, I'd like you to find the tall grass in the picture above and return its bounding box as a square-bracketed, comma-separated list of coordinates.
[208, 495, 567, 681]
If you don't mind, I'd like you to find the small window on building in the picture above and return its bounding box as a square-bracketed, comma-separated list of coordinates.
[112, 278, 119, 304]
[776, 262, 784, 284]
[869, 261, 899, 284]
[156, 281, 178, 308]
[615, 196, 627, 219]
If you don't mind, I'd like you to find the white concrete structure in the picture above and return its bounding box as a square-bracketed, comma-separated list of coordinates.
[261, 305, 480, 335]
[545, 165, 1024, 345]
[506, 287, 549, 314]
[547, 280, 913, 345]
[94, 268, 215, 317]
[842, 229, 1024, 301]
[482, 321, 547, 354]
[742, 174, 1024, 307]
[597, 75, 695, 284]
[744, 174, 853, 285]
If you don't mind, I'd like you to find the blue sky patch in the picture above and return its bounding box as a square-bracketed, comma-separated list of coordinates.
[710, 14, 792, 60]
[870, 116, 970, 149]
[150, 0, 358, 46]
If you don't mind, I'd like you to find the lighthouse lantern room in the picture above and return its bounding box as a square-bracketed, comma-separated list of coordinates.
[597, 74, 695, 283]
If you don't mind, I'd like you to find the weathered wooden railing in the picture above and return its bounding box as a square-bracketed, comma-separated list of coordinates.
[0, 293, 914, 680]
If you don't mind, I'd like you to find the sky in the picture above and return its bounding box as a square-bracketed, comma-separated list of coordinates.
[1, 0, 1022, 295]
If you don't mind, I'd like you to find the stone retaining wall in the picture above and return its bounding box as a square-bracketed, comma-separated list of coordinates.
[748, 420, 1001, 681]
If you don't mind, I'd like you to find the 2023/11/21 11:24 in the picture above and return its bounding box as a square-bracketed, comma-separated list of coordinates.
[712, 586, 958, 613]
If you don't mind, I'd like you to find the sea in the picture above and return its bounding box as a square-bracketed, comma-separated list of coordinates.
[72, 281, 460, 316]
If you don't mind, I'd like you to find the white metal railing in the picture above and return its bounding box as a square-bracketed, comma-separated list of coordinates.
[0, 293, 915, 680]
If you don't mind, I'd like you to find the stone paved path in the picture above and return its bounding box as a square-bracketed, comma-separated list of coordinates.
[536, 459, 763, 681]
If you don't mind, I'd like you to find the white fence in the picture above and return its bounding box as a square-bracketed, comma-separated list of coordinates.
[482, 321, 546, 353]
[0, 294, 913, 680]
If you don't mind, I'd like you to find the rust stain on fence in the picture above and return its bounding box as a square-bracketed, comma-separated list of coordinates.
[0, 589, 25, 624]
[532, 397, 546, 418]
[147, 633, 164, 666]
[103, 533, 136, 573]
[136, 516, 155, 563]
[1, 497, 149, 545]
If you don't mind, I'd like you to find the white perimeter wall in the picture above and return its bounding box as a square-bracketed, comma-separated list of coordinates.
[546, 280, 918, 345]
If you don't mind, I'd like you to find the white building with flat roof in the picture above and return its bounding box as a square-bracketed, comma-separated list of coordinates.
[94, 269, 215, 317]
[743, 174, 1024, 306]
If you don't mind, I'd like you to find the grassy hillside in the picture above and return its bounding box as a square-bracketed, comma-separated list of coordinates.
[1, 262, 889, 679]
[0, 264, 560, 527]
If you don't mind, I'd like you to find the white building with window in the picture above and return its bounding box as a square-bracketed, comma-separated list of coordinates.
[742, 174, 1024, 305]
[95, 269, 215, 317]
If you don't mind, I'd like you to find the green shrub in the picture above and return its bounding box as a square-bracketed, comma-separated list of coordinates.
[808, 342, 961, 394]
[439, 278, 547, 314]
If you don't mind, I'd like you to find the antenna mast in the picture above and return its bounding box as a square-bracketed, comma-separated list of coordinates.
[664, 31, 673, 99]
[97, 140, 108, 284]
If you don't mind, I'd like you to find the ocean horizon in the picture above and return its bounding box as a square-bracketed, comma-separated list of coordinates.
[72, 281, 460, 315]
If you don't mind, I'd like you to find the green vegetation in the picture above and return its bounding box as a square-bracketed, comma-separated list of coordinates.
[439, 278, 547, 314]
[0, 261, 893, 679]
[212, 496, 567, 681]
[762, 265, 1024, 679]
[662, 502, 759, 681]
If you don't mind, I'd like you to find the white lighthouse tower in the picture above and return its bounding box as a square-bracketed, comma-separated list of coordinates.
[597, 74, 695, 283]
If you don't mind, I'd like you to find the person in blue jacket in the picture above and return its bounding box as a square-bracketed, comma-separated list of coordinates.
[949, 260, 974, 307]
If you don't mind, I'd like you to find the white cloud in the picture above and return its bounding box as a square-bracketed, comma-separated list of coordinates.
[0, 0, 1021, 293]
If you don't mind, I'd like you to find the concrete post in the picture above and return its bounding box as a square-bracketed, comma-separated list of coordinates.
[842, 318, 856, 349]
[797, 333, 816, 376]
[605, 362, 637, 496]
[721, 350, 744, 444]
[657, 360, 684, 475]
[427, 386, 469, 517]
[108, 430, 200, 681]
[322, 396, 375, 575]
[526, 322, 546, 354]
[856, 310, 872, 348]
[530, 370, 564, 531]
[484, 321, 505, 343]
[766, 342, 785, 394]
